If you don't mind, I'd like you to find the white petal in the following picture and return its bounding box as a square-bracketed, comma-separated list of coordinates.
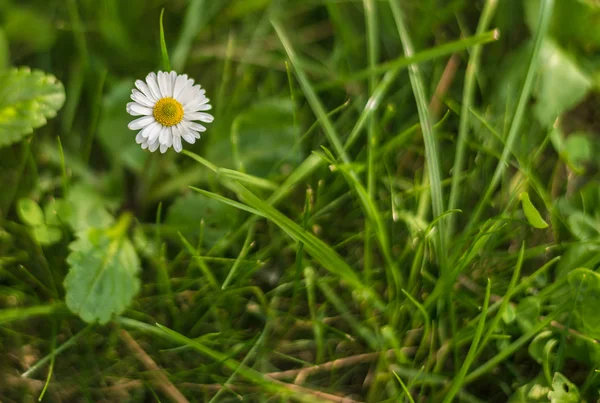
[135, 132, 145, 144]
[159, 126, 170, 145]
[169, 71, 178, 96]
[135, 80, 158, 102]
[173, 74, 190, 99]
[157, 71, 172, 98]
[126, 102, 153, 116]
[146, 121, 162, 143]
[141, 141, 149, 150]
[166, 127, 173, 147]
[178, 123, 195, 144]
[145, 72, 161, 100]
[160, 143, 168, 153]
[182, 132, 195, 144]
[179, 87, 205, 105]
[131, 90, 154, 107]
[185, 112, 214, 123]
[185, 121, 206, 132]
[173, 134, 182, 152]
[138, 122, 153, 139]
[184, 103, 212, 113]
[149, 139, 160, 152]
[128, 115, 155, 130]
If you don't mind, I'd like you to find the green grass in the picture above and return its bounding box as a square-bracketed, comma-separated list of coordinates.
[2, 0, 600, 402]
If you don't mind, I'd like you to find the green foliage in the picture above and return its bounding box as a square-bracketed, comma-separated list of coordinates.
[65, 184, 115, 232]
[3, 0, 600, 401]
[207, 99, 301, 177]
[165, 192, 238, 247]
[2, 5, 56, 53]
[64, 214, 140, 324]
[568, 268, 600, 338]
[548, 373, 581, 402]
[97, 80, 147, 172]
[0, 68, 65, 147]
[534, 40, 592, 126]
[520, 192, 549, 229]
[16, 198, 63, 245]
[550, 128, 593, 174]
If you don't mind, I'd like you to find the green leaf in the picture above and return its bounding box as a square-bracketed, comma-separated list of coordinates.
[502, 303, 517, 324]
[165, 193, 238, 247]
[97, 79, 148, 172]
[16, 198, 45, 227]
[528, 331, 554, 364]
[516, 296, 542, 333]
[533, 40, 591, 126]
[44, 198, 72, 227]
[66, 184, 115, 232]
[0, 68, 65, 147]
[206, 99, 302, 177]
[548, 372, 580, 403]
[568, 268, 600, 338]
[519, 192, 549, 229]
[556, 243, 600, 278]
[32, 225, 62, 245]
[564, 133, 592, 170]
[64, 215, 140, 324]
[567, 212, 599, 240]
[508, 373, 551, 402]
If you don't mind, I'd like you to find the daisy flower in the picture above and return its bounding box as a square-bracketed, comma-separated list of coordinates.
[126, 71, 213, 153]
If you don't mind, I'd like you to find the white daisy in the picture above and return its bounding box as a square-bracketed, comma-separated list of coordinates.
[126, 71, 214, 153]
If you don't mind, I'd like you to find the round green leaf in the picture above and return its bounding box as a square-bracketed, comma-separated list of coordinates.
[16, 198, 45, 227]
[0, 67, 65, 147]
[64, 228, 141, 324]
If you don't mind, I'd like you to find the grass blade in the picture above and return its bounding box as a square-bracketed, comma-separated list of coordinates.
[389, 1, 446, 274]
[442, 279, 491, 402]
[465, 0, 555, 233]
[159, 9, 171, 71]
[447, 0, 499, 239]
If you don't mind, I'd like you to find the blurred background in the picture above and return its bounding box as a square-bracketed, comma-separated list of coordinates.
[1, 0, 600, 402]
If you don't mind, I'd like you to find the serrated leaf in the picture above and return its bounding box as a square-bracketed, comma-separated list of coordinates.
[0, 68, 65, 147]
[548, 372, 580, 403]
[64, 221, 140, 324]
[16, 198, 45, 227]
[520, 192, 549, 229]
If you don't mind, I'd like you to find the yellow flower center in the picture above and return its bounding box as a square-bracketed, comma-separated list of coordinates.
[153, 97, 184, 127]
